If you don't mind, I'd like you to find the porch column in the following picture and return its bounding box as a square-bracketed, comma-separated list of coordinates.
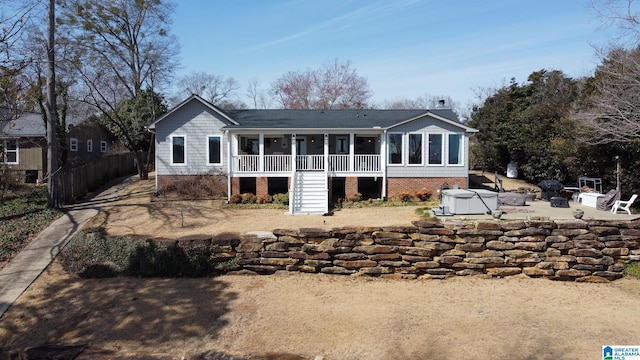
[291, 134, 297, 172]
[349, 133, 355, 172]
[226, 130, 232, 201]
[323, 133, 329, 172]
[258, 133, 264, 172]
[381, 130, 387, 199]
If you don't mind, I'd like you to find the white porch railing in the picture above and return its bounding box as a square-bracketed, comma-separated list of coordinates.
[296, 155, 324, 171]
[354, 154, 380, 172]
[329, 155, 349, 171]
[264, 154, 291, 172]
[233, 154, 381, 173]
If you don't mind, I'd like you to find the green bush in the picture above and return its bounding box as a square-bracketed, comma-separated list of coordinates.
[61, 229, 219, 278]
[61, 228, 136, 277]
[272, 192, 289, 205]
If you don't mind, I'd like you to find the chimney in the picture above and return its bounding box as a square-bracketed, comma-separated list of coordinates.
[437, 99, 446, 108]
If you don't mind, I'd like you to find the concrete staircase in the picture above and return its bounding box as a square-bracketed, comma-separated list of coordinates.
[291, 172, 328, 214]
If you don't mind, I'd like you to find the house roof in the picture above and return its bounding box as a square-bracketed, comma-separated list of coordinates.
[0, 107, 95, 138]
[147, 94, 239, 130]
[0, 108, 46, 138]
[149, 95, 478, 133]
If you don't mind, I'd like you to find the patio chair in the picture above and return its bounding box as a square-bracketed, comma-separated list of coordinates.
[611, 194, 638, 215]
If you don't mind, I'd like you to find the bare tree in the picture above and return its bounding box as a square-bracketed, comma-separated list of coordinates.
[175, 71, 240, 106]
[271, 59, 372, 109]
[574, 46, 640, 144]
[58, 0, 179, 179]
[45, 0, 60, 208]
[246, 78, 270, 109]
[590, 0, 640, 46]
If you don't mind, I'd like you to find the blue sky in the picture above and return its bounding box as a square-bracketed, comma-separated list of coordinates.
[171, 0, 613, 108]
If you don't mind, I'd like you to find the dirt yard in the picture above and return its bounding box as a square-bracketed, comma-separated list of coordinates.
[1, 173, 640, 359]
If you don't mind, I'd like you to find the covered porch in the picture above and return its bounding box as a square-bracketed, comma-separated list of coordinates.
[230, 132, 385, 176]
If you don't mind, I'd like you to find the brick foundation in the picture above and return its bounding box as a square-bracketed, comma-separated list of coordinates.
[387, 177, 466, 200]
[256, 177, 268, 197]
[231, 177, 240, 196]
[345, 177, 358, 200]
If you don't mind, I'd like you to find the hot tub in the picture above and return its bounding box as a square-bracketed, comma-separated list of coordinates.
[441, 189, 499, 215]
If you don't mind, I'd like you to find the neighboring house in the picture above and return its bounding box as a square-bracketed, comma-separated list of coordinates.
[147, 95, 478, 214]
[0, 107, 117, 183]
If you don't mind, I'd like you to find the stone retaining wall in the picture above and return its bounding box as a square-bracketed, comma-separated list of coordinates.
[202, 219, 640, 282]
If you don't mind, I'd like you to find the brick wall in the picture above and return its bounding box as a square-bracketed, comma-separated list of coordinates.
[387, 177, 466, 200]
[256, 177, 268, 197]
[345, 177, 358, 199]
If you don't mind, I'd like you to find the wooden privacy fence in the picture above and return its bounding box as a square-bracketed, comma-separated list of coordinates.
[61, 152, 137, 202]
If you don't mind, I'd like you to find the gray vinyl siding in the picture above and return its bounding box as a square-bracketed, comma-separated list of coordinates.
[386, 117, 470, 178]
[155, 101, 229, 176]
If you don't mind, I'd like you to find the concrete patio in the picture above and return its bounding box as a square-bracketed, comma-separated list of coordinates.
[433, 198, 638, 221]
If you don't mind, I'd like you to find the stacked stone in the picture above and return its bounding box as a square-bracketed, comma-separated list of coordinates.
[221, 219, 640, 282]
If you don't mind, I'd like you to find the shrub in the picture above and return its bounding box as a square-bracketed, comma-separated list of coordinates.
[348, 192, 362, 202]
[229, 194, 242, 204]
[415, 189, 431, 201]
[272, 192, 289, 205]
[159, 174, 227, 200]
[397, 191, 413, 202]
[258, 194, 273, 204]
[240, 192, 257, 204]
[61, 229, 218, 278]
[61, 228, 136, 277]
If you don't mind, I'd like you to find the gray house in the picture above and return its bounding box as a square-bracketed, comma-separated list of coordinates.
[148, 95, 478, 214]
[0, 107, 117, 183]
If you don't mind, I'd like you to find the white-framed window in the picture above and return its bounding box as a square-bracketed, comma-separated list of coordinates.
[207, 135, 222, 165]
[428, 133, 443, 165]
[171, 135, 186, 165]
[1, 139, 18, 164]
[408, 133, 423, 165]
[70, 138, 78, 152]
[100, 141, 108, 153]
[87, 139, 93, 153]
[387, 133, 403, 165]
[448, 133, 463, 166]
[336, 136, 348, 154]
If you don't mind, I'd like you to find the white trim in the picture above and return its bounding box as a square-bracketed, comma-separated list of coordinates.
[70, 137, 78, 152]
[2, 139, 18, 164]
[100, 140, 108, 153]
[387, 132, 403, 166]
[427, 132, 444, 166]
[407, 132, 424, 166]
[87, 139, 93, 152]
[207, 134, 223, 166]
[170, 134, 187, 166]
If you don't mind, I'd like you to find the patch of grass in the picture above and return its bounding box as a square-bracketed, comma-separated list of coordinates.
[624, 262, 640, 279]
[0, 185, 63, 266]
[415, 206, 434, 219]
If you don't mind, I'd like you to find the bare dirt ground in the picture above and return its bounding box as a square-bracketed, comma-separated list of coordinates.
[1, 173, 640, 359]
